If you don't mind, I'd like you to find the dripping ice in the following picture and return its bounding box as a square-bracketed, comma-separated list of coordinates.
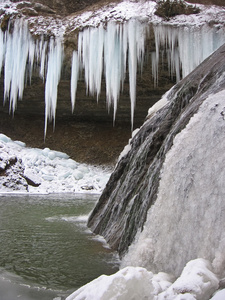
[1, 19, 225, 134]
[0, 19, 63, 134]
[74, 19, 146, 127]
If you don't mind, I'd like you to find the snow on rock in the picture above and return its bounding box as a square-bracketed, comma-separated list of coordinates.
[0, 133, 111, 194]
[66, 266, 155, 300]
[210, 289, 225, 300]
[157, 259, 219, 300]
[66, 259, 220, 300]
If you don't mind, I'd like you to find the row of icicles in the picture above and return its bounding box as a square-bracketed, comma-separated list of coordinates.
[0, 18, 225, 135]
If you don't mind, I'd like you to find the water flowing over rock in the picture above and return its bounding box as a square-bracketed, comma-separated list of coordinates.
[88, 43, 225, 279]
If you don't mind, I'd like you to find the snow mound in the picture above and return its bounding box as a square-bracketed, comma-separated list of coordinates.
[66, 259, 219, 300]
[0, 134, 111, 194]
[66, 266, 154, 300]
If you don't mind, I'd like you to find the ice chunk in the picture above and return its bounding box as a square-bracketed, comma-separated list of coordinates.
[66, 266, 154, 300]
[0, 133, 11, 143]
[73, 170, 84, 180]
[158, 259, 219, 300]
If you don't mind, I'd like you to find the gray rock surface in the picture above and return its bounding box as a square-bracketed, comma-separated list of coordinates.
[88, 43, 225, 256]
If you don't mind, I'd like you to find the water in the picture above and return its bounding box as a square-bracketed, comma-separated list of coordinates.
[0, 194, 119, 299]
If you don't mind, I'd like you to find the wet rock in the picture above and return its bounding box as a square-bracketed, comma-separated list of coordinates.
[88, 43, 225, 256]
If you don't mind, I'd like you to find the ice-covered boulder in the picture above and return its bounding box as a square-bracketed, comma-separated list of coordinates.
[66, 266, 154, 300]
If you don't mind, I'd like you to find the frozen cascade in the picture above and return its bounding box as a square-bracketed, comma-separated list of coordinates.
[0, 19, 63, 135]
[1, 18, 225, 133]
[76, 19, 146, 126]
[3, 19, 35, 113]
[152, 24, 225, 83]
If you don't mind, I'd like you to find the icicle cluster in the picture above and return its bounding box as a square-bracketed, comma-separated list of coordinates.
[72, 19, 146, 128]
[0, 19, 63, 135]
[152, 24, 225, 84]
[1, 19, 225, 135]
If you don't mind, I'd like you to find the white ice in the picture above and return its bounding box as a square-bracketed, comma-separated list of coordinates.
[66, 258, 220, 300]
[0, 133, 110, 194]
[152, 24, 225, 83]
[76, 19, 146, 126]
[121, 88, 225, 280]
[66, 266, 155, 300]
[1, 14, 225, 134]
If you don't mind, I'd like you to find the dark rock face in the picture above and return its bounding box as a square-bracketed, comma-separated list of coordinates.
[0, 150, 28, 191]
[88, 43, 225, 256]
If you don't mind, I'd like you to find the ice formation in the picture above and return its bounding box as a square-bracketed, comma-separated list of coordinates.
[66, 259, 220, 300]
[1, 18, 225, 132]
[76, 19, 146, 127]
[0, 19, 63, 134]
[152, 24, 225, 83]
[121, 89, 225, 279]
[0, 133, 110, 194]
[44, 37, 63, 135]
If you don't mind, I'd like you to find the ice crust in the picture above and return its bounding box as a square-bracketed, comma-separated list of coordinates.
[0, 133, 110, 194]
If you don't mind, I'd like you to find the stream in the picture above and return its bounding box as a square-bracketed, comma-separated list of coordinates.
[0, 193, 119, 299]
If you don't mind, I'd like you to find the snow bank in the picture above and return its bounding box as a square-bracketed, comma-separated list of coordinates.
[157, 259, 219, 300]
[66, 259, 220, 300]
[66, 266, 154, 300]
[0, 134, 110, 194]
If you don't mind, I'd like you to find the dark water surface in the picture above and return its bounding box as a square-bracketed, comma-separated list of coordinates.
[0, 194, 119, 299]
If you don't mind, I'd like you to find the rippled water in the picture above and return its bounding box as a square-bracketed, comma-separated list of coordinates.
[0, 194, 119, 299]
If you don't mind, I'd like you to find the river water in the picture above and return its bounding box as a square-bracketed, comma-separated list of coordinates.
[0, 194, 119, 300]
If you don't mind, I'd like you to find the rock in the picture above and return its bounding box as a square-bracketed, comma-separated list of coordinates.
[20, 7, 38, 16]
[88, 42, 225, 262]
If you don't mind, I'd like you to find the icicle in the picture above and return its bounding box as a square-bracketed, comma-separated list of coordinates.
[77, 20, 146, 126]
[4, 19, 35, 114]
[78, 25, 104, 100]
[44, 38, 63, 137]
[153, 24, 225, 84]
[36, 36, 48, 80]
[127, 19, 145, 130]
[104, 22, 123, 122]
[71, 50, 79, 112]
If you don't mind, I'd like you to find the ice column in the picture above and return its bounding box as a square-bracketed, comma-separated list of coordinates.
[71, 51, 79, 111]
[104, 22, 126, 122]
[4, 19, 35, 114]
[127, 19, 145, 129]
[78, 25, 104, 100]
[44, 38, 63, 136]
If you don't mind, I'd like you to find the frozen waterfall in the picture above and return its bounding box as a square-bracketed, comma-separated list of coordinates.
[0, 19, 225, 133]
[0, 19, 63, 134]
[152, 24, 225, 83]
[75, 19, 146, 127]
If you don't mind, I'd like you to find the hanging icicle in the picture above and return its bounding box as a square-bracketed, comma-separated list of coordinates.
[1, 18, 225, 136]
[44, 37, 63, 136]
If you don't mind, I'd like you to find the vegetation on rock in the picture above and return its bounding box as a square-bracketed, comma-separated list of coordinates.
[155, 0, 200, 20]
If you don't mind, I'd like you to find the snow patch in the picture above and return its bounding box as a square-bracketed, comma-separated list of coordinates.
[0, 134, 110, 194]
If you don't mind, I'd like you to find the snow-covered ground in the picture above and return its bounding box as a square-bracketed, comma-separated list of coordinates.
[0, 133, 111, 194]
